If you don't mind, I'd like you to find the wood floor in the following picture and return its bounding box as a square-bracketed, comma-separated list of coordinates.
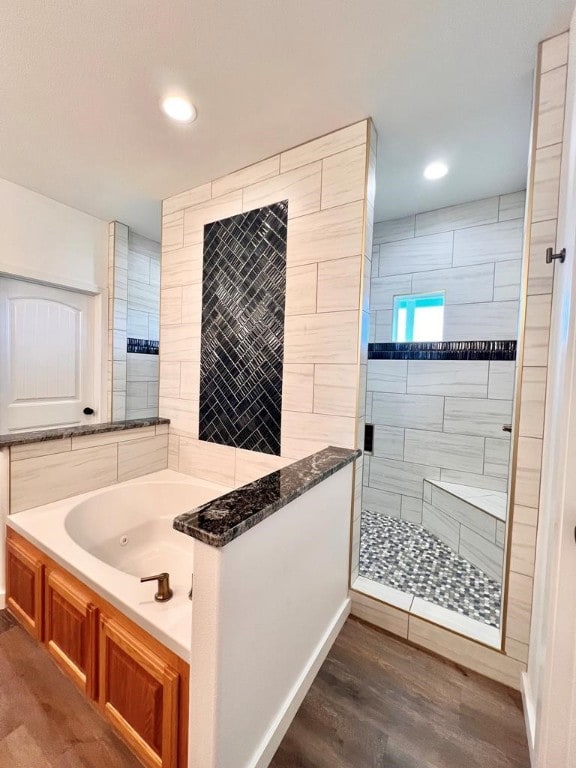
[0, 610, 530, 768]
[0, 610, 141, 768]
[270, 618, 530, 768]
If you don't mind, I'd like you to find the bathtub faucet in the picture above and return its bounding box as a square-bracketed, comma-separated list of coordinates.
[140, 572, 173, 602]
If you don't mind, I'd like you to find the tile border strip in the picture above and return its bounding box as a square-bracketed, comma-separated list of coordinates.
[127, 338, 159, 355]
[368, 340, 517, 361]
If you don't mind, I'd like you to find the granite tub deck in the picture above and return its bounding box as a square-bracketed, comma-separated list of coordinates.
[0, 416, 170, 448]
[174, 446, 361, 546]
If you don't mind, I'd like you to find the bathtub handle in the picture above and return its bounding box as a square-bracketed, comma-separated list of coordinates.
[140, 572, 173, 602]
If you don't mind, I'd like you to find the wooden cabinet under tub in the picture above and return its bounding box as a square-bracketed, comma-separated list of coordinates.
[6, 533, 44, 640]
[100, 616, 180, 768]
[44, 567, 99, 699]
[5, 529, 189, 768]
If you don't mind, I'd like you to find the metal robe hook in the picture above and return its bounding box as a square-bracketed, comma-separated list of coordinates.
[546, 247, 566, 264]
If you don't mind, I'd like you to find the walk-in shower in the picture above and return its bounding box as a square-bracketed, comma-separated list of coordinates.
[356, 189, 526, 645]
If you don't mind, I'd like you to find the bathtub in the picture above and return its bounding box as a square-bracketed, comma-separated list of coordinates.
[6, 469, 231, 659]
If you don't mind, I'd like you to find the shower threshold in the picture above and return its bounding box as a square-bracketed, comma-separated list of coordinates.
[351, 575, 501, 648]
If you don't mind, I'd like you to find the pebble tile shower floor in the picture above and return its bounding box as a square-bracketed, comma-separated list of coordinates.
[359, 510, 502, 628]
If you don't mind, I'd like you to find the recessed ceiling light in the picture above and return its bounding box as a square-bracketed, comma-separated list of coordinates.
[162, 96, 197, 123]
[424, 161, 449, 180]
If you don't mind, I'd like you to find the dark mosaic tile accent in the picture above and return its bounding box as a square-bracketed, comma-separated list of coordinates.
[359, 510, 501, 628]
[174, 446, 360, 547]
[199, 201, 287, 455]
[127, 338, 159, 355]
[368, 340, 517, 361]
[0, 417, 170, 449]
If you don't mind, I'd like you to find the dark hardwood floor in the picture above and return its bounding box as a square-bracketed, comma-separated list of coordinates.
[270, 617, 530, 768]
[0, 610, 530, 768]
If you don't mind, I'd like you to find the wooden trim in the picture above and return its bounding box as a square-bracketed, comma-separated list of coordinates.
[47, 640, 86, 689]
[6, 533, 44, 640]
[86, 602, 99, 700]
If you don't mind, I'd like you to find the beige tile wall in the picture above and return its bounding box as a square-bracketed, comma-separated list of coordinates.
[9, 425, 168, 513]
[501, 31, 568, 666]
[108, 224, 161, 421]
[108, 222, 129, 421]
[351, 32, 568, 689]
[126, 231, 161, 420]
[160, 120, 376, 489]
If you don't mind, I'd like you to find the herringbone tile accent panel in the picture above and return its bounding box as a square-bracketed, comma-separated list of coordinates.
[198, 201, 287, 454]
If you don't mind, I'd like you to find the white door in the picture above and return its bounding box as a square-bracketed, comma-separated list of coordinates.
[0, 278, 97, 433]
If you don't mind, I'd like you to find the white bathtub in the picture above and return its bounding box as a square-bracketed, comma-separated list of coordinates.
[6, 469, 231, 659]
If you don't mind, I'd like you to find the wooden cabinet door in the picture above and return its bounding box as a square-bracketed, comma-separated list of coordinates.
[99, 616, 179, 768]
[6, 535, 44, 639]
[45, 569, 98, 699]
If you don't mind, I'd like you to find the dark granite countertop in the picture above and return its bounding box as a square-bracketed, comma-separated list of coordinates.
[0, 417, 170, 449]
[173, 445, 360, 547]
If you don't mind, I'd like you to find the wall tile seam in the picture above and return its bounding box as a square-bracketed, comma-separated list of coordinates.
[377, 225, 528, 268]
[536, 66, 569, 155]
[371, 259, 521, 285]
[279, 137, 368, 174]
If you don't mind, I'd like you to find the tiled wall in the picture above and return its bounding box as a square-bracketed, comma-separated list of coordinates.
[108, 222, 128, 420]
[108, 224, 161, 421]
[503, 31, 568, 667]
[362, 193, 525, 556]
[159, 120, 376, 489]
[351, 32, 566, 690]
[126, 231, 161, 420]
[8, 425, 169, 513]
[422, 480, 506, 582]
[370, 191, 525, 343]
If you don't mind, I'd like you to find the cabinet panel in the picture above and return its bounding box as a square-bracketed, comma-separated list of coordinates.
[99, 616, 179, 768]
[6, 535, 44, 639]
[45, 569, 98, 698]
[6, 531, 188, 767]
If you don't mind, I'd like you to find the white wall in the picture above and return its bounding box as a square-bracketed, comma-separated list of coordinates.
[0, 177, 108, 292]
[188, 466, 353, 768]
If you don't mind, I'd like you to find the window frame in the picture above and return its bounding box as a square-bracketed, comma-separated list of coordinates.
[391, 291, 445, 343]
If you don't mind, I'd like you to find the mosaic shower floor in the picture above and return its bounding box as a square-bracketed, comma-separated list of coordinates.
[359, 510, 502, 628]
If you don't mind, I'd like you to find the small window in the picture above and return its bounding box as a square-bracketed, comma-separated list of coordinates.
[392, 292, 445, 343]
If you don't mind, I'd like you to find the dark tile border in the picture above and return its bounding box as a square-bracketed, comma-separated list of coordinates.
[127, 338, 159, 355]
[368, 340, 517, 361]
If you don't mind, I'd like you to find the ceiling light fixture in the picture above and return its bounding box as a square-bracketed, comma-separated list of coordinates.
[162, 96, 197, 123]
[423, 161, 449, 180]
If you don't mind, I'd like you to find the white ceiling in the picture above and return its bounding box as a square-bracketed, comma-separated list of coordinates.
[0, 1, 573, 241]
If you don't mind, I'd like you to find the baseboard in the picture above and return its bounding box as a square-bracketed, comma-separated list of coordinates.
[521, 671, 536, 767]
[249, 597, 351, 768]
[0, 590, 5, 610]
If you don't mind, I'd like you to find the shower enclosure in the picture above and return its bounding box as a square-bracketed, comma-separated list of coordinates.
[355, 190, 526, 645]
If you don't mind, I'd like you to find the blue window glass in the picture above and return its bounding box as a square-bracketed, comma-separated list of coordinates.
[392, 292, 445, 342]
